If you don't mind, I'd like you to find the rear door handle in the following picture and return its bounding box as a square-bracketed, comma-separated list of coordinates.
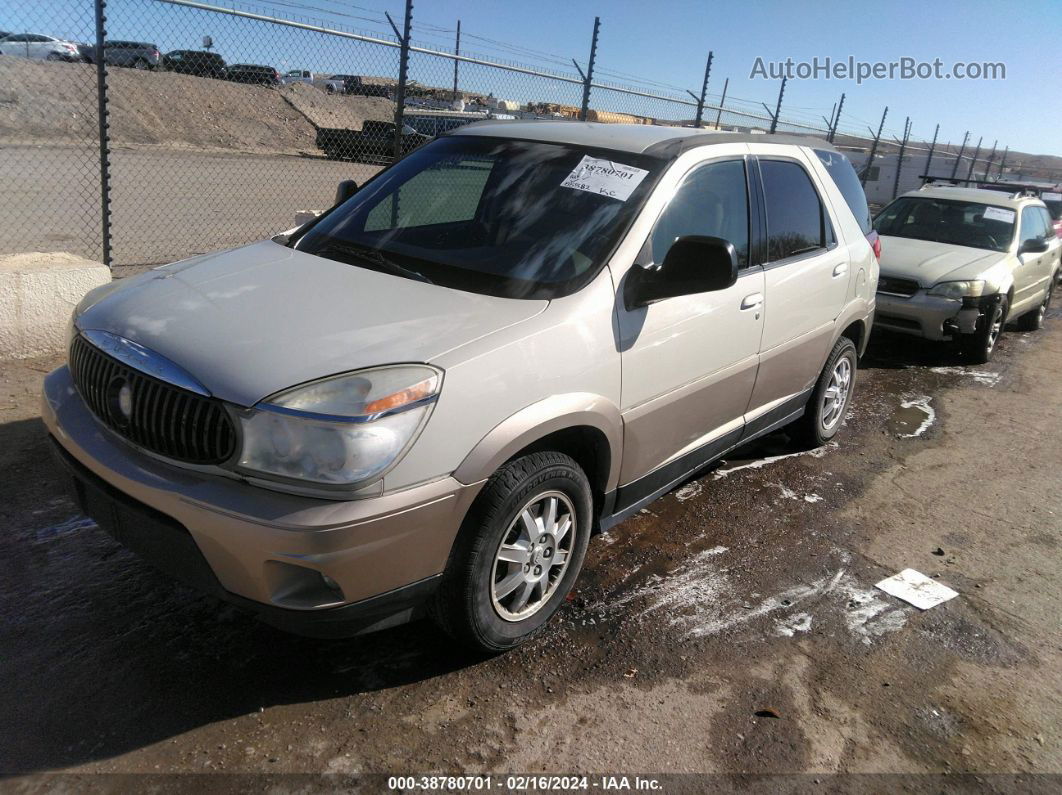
[832, 263, 849, 277]
[740, 293, 763, 311]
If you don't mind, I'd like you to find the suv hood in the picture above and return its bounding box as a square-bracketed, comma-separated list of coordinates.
[75, 240, 547, 406]
[878, 235, 1005, 286]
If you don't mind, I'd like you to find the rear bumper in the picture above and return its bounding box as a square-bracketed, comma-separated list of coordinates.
[874, 291, 981, 341]
[43, 365, 483, 637]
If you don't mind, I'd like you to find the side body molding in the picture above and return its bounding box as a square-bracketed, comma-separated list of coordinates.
[452, 393, 624, 493]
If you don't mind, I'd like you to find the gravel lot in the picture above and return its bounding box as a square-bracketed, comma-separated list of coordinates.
[2, 307, 1060, 783]
[0, 144, 381, 266]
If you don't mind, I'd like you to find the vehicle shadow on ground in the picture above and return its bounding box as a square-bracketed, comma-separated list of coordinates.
[0, 417, 488, 775]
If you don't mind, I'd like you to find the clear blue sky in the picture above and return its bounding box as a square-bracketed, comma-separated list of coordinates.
[11, 0, 1062, 157]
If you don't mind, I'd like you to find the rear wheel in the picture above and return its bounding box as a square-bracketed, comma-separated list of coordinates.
[47, 52, 63, 61]
[791, 336, 857, 448]
[1017, 284, 1052, 331]
[431, 452, 592, 653]
[133, 58, 149, 70]
[961, 297, 1007, 363]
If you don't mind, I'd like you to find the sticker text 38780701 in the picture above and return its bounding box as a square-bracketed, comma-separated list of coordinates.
[561, 156, 649, 201]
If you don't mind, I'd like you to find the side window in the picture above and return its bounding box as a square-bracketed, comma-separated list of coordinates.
[1038, 207, 1057, 238]
[760, 159, 831, 262]
[1019, 207, 1046, 247]
[815, 149, 872, 234]
[364, 155, 494, 231]
[649, 159, 749, 267]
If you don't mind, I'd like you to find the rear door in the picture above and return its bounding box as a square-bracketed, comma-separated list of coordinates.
[1015, 206, 1049, 312]
[746, 148, 850, 417]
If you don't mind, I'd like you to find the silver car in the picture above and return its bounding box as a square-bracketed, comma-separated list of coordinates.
[873, 186, 1060, 362]
[0, 32, 81, 61]
[44, 123, 877, 651]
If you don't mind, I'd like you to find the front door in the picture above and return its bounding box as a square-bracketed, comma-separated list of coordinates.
[616, 156, 764, 490]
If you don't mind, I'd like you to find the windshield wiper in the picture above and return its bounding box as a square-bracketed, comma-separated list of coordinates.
[313, 241, 434, 284]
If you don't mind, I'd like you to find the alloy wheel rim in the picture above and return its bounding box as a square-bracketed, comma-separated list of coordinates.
[491, 491, 576, 622]
[987, 305, 1004, 352]
[821, 356, 852, 430]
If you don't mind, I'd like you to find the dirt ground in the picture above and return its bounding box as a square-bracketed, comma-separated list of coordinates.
[1, 310, 1060, 786]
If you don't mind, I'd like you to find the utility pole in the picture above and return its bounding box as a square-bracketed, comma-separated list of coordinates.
[997, 146, 1008, 179]
[686, 52, 712, 128]
[387, 0, 413, 162]
[828, 92, 845, 142]
[769, 76, 786, 134]
[861, 106, 888, 186]
[965, 135, 983, 182]
[922, 123, 939, 179]
[950, 131, 969, 179]
[892, 117, 912, 200]
[981, 139, 997, 181]
[574, 17, 600, 121]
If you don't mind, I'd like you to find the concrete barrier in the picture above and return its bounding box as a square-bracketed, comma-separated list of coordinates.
[0, 253, 111, 360]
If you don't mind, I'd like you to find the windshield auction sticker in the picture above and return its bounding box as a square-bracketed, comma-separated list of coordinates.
[561, 156, 649, 201]
[983, 206, 1016, 224]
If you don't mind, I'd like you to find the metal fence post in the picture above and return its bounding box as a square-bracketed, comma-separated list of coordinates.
[689, 52, 712, 128]
[965, 135, 982, 182]
[997, 146, 1008, 179]
[828, 92, 844, 142]
[923, 123, 939, 178]
[950, 131, 969, 179]
[94, 0, 113, 267]
[981, 139, 997, 181]
[861, 106, 888, 186]
[714, 77, 728, 129]
[891, 117, 911, 200]
[578, 17, 600, 121]
[389, 0, 413, 161]
[769, 76, 786, 134]
[452, 19, 460, 99]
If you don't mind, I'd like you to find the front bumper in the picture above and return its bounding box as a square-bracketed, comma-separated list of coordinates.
[43, 365, 483, 637]
[874, 290, 983, 341]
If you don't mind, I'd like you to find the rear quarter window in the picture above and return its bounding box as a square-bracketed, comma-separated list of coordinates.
[815, 149, 872, 235]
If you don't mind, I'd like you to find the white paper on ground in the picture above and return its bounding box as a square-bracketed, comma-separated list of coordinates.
[982, 206, 1016, 224]
[560, 156, 649, 201]
[875, 568, 958, 610]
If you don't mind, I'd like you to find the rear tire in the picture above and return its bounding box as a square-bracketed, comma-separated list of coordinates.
[431, 452, 592, 653]
[791, 336, 857, 448]
[133, 58, 149, 70]
[961, 297, 1007, 363]
[1017, 284, 1052, 332]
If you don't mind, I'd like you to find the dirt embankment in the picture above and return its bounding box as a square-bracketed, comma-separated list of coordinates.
[0, 57, 394, 155]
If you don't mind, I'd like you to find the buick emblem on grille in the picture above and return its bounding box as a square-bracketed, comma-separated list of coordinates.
[106, 376, 134, 427]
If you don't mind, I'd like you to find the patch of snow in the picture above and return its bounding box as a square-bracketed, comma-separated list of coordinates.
[929, 366, 1001, 387]
[712, 443, 837, 480]
[674, 481, 703, 502]
[899, 395, 936, 438]
[804, 493, 823, 503]
[775, 612, 813, 637]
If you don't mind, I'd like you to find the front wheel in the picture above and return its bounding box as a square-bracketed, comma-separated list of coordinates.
[961, 297, 1007, 363]
[791, 336, 857, 448]
[431, 452, 592, 653]
[1016, 284, 1052, 332]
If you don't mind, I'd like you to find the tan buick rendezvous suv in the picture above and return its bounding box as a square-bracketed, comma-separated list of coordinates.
[44, 122, 877, 651]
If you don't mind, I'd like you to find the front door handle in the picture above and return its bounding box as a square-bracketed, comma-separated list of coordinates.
[740, 293, 763, 311]
[832, 263, 849, 278]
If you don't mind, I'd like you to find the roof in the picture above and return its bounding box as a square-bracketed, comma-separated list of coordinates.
[909, 185, 1045, 208]
[448, 120, 836, 158]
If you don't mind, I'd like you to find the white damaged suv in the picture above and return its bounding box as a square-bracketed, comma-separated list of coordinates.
[873, 185, 1060, 362]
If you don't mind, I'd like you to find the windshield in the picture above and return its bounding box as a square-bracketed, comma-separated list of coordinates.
[873, 196, 1016, 252]
[295, 136, 662, 299]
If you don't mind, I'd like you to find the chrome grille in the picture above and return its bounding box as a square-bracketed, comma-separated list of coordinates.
[69, 335, 237, 465]
[877, 276, 920, 297]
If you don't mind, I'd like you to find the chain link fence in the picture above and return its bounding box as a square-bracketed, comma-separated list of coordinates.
[2, 0, 1060, 268]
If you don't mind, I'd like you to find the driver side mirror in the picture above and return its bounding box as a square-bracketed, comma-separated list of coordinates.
[1019, 237, 1048, 255]
[624, 235, 739, 309]
[335, 179, 359, 205]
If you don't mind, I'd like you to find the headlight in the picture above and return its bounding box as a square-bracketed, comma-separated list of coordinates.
[235, 365, 441, 487]
[927, 280, 986, 299]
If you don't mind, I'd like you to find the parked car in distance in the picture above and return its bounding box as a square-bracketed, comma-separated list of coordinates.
[280, 68, 317, 85]
[325, 73, 392, 97]
[225, 63, 280, 85]
[324, 74, 356, 94]
[0, 32, 81, 61]
[873, 186, 1060, 362]
[162, 49, 225, 78]
[46, 123, 877, 651]
[81, 40, 161, 70]
[1042, 191, 1062, 240]
[317, 120, 430, 162]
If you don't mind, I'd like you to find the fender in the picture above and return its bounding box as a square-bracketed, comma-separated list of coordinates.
[831, 297, 874, 358]
[452, 393, 623, 492]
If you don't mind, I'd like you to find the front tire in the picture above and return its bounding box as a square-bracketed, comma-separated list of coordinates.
[431, 452, 592, 653]
[1017, 283, 1052, 332]
[961, 297, 1007, 363]
[791, 336, 857, 448]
